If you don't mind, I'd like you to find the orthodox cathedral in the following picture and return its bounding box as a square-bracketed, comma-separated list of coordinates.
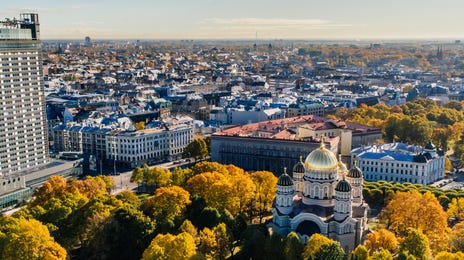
[272, 140, 368, 252]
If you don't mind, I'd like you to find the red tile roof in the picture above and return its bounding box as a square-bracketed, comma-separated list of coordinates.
[213, 115, 376, 142]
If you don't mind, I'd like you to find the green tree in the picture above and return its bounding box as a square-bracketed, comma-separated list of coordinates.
[238, 224, 269, 260]
[171, 167, 193, 187]
[196, 207, 222, 230]
[183, 138, 208, 159]
[130, 167, 144, 187]
[213, 223, 232, 260]
[399, 229, 431, 260]
[313, 242, 345, 260]
[145, 167, 172, 189]
[284, 232, 303, 260]
[78, 202, 155, 260]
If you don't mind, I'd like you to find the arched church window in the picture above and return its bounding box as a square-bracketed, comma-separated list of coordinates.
[314, 186, 319, 199]
[287, 197, 291, 206]
[323, 187, 328, 199]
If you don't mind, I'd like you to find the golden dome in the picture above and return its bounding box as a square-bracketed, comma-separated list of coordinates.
[338, 154, 348, 173]
[305, 140, 338, 170]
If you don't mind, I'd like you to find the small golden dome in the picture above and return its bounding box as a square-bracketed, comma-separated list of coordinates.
[338, 154, 348, 173]
[304, 139, 338, 170]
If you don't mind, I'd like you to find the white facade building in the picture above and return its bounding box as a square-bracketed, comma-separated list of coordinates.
[106, 121, 193, 168]
[351, 142, 445, 185]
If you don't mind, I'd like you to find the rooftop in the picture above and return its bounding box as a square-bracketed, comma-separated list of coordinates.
[213, 115, 379, 142]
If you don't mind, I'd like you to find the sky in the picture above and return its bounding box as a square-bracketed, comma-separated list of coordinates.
[1, 0, 464, 40]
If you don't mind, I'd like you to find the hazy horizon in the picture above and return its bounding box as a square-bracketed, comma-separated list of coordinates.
[2, 0, 464, 40]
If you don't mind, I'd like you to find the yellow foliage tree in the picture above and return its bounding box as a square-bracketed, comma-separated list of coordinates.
[186, 172, 231, 213]
[380, 191, 449, 253]
[447, 198, 464, 221]
[435, 251, 464, 260]
[250, 171, 277, 223]
[134, 121, 145, 130]
[350, 244, 369, 260]
[142, 232, 197, 260]
[142, 186, 190, 230]
[365, 228, 398, 254]
[199, 227, 217, 258]
[191, 161, 229, 176]
[301, 233, 334, 259]
[228, 171, 255, 216]
[449, 221, 464, 252]
[0, 217, 67, 260]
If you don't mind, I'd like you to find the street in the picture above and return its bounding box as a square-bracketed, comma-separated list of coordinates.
[110, 170, 138, 195]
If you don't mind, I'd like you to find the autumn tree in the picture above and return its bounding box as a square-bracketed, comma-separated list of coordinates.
[227, 170, 255, 216]
[435, 251, 464, 260]
[350, 245, 369, 260]
[142, 232, 197, 260]
[191, 161, 229, 176]
[250, 171, 277, 223]
[130, 165, 172, 191]
[142, 186, 191, 231]
[447, 197, 464, 221]
[380, 191, 449, 252]
[302, 233, 333, 259]
[134, 121, 145, 130]
[199, 227, 217, 258]
[0, 217, 67, 260]
[449, 221, 464, 252]
[365, 228, 398, 254]
[179, 219, 198, 240]
[186, 172, 231, 213]
[371, 249, 393, 260]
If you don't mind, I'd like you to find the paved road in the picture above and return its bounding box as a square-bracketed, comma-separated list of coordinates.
[110, 170, 138, 195]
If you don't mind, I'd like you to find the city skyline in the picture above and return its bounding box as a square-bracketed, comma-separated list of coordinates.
[2, 0, 464, 40]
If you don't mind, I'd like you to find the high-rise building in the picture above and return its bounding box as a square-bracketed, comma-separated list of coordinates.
[0, 13, 48, 175]
[0, 14, 80, 209]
